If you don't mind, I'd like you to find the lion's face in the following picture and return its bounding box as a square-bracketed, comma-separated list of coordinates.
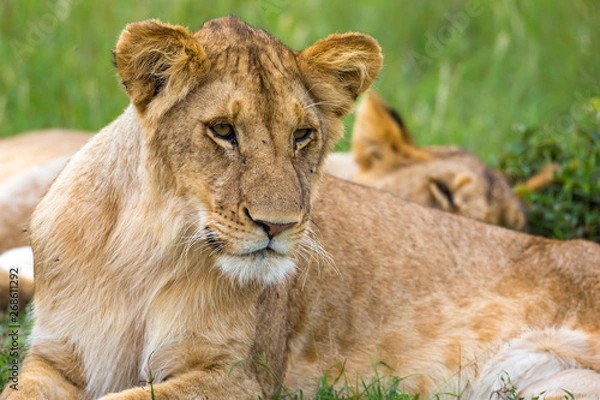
[365, 148, 526, 229]
[113, 17, 382, 285]
[348, 91, 527, 231]
[159, 67, 325, 284]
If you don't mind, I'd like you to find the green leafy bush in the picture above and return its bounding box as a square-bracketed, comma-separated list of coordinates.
[498, 99, 600, 242]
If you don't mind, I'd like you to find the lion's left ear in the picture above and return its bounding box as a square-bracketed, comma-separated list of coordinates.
[114, 19, 208, 113]
[298, 33, 383, 116]
[352, 91, 430, 172]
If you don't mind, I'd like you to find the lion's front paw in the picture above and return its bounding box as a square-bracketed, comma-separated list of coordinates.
[0, 388, 46, 400]
[98, 387, 152, 400]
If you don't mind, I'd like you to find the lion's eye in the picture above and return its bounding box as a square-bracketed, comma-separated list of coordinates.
[293, 128, 313, 144]
[433, 180, 455, 207]
[209, 124, 236, 142]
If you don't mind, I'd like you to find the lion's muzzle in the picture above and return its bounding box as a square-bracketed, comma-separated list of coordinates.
[244, 207, 298, 239]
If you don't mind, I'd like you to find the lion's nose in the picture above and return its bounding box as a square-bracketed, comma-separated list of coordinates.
[244, 208, 297, 239]
[256, 220, 296, 238]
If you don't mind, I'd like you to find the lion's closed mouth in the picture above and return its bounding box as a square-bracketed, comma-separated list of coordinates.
[235, 243, 285, 258]
[255, 248, 277, 259]
[205, 227, 286, 257]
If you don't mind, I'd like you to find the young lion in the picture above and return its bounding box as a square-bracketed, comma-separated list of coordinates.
[326, 91, 557, 231]
[4, 17, 600, 400]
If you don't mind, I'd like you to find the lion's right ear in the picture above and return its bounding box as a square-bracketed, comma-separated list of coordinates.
[298, 33, 383, 117]
[352, 91, 429, 172]
[114, 20, 208, 113]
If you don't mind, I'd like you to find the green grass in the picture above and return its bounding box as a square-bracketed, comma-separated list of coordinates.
[1, 0, 599, 161]
[0, 306, 33, 390]
[271, 369, 423, 400]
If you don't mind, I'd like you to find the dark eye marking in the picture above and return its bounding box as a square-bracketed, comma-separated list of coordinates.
[434, 180, 455, 207]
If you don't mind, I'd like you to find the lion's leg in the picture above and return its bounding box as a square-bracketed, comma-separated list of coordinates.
[99, 367, 263, 400]
[0, 354, 89, 400]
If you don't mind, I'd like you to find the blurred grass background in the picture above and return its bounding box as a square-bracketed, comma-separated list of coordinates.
[1, 0, 599, 163]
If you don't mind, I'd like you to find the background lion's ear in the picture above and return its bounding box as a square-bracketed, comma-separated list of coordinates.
[114, 19, 208, 113]
[298, 33, 383, 117]
[353, 91, 430, 172]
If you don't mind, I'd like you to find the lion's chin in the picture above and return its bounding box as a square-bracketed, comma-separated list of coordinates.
[215, 251, 296, 286]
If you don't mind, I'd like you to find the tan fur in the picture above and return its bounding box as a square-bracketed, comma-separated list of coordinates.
[0, 130, 91, 253]
[0, 131, 90, 309]
[326, 91, 529, 231]
[4, 17, 600, 400]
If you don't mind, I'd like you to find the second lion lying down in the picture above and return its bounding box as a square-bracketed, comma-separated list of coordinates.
[326, 91, 558, 231]
[3, 16, 600, 400]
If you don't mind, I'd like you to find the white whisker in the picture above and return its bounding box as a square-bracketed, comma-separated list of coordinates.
[304, 100, 337, 109]
[294, 225, 337, 290]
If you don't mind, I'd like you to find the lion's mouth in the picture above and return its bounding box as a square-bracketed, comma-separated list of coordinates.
[206, 226, 297, 285]
[204, 227, 286, 257]
[252, 248, 278, 259]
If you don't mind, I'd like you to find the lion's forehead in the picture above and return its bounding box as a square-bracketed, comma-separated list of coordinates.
[204, 47, 300, 97]
[187, 73, 316, 137]
[196, 17, 297, 78]
[184, 18, 319, 134]
[196, 16, 289, 51]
